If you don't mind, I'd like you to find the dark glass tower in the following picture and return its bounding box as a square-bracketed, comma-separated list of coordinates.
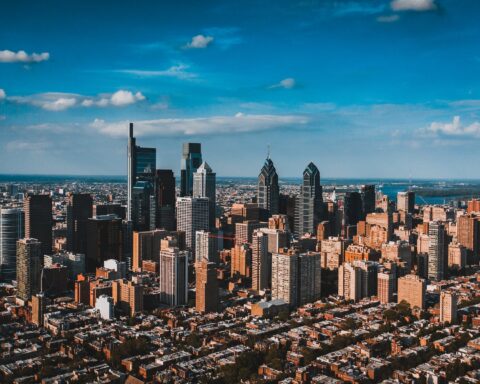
[24, 194, 53, 256]
[257, 156, 279, 216]
[127, 123, 156, 228]
[155, 169, 176, 230]
[295, 162, 323, 236]
[66, 193, 93, 254]
[361, 184, 376, 218]
[180, 143, 202, 197]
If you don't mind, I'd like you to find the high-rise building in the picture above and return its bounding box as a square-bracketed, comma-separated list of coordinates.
[95, 294, 114, 320]
[112, 279, 143, 316]
[0, 207, 24, 282]
[428, 221, 446, 281]
[295, 162, 323, 237]
[397, 191, 415, 214]
[440, 291, 457, 324]
[231, 244, 252, 278]
[132, 180, 156, 231]
[320, 236, 347, 270]
[269, 214, 290, 232]
[298, 251, 322, 305]
[195, 230, 217, 263]
[127, 123, 156, 223]
[94, 204, 126, 219]
[24, 194, 52, 256]
[66, 193, 93, 255]
[41, 264, 68, 296]
[195, 260, 218, 313]
[31, 293, 45, 326]
[377, 271, 395, 304]
[251, 230, 269, 292]
[180, 143, 202, 197]
[448, 241, 467, 269]
[235, 220, 267, 246]
[361, 185, 376, 217]
[467, 199, 480, 214]
[338, 262, 361, 302]
[86, 215, 123, 272]
[155, 169, 176, 230]
[257, 156, 279, 215]
[193, 162, 216, 229]
[457, 214, 480, 264]
[272, 249, 298, 307]
[132, 229, 165, 271]
[343, 192, 363, 229]
[397, 274, 426, 309]
[44, 252, 85, 281]
[16, 238, 43, 302]
[159, 247, 188, 306]
[176, 197, 209, 252]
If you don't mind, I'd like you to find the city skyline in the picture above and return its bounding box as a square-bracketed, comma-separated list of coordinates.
[1, 0, 480, 178]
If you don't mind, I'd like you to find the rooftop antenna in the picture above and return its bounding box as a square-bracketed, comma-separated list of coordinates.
[267, 144, 271, 160]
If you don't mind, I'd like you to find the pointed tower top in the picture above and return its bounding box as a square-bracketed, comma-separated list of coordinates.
[129, 122, 134, 138]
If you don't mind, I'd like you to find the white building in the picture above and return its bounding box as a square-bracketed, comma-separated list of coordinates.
[95, 295, 114, 320]
[176, 197, 209, 252]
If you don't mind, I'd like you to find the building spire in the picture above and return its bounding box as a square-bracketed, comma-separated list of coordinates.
[129, 122, 134, 138]
[267, 144, 271, 160]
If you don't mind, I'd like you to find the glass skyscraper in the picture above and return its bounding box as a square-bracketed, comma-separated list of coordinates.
[180, 143, 202, 197]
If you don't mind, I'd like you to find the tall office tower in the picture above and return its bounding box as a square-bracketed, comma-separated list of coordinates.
[94, 203, 126, 219]
[295, 162, 323, 237]
[467, 199, 480, 213]
[397, 191, 415, 214]
[440, 291, 457, 324]
[112, 279, 143, 316]
[251, 230, 269, 292]
[457, 214, 480, 264]
[195, 230, 217, 263]
[176, 197, 209, 252]
[317, 221, 330, 241]
[132, 180, 156, 231]
[397, 274, 426, 309]
[448, 241, 467, 269]
[193, 162, 216, 229]
[85, 215, 123, 272]
[377, 271, 395, 304]
[361, 185, 376, 217]
[257, 156, 280, 215]
[132, 229, 165, 271]
[41, 264, 68, 296]
[155, 169, 176, 230]
[343, 191, 363, 229]
[24, 194, 52, 256]
[354, 260, 378, 298]
[272, 250, 298, 307]
[66, 193, 93, 255]
[31, 293, 45, 326]
[298, 251, 322, 305]
[0, 207, 24, 282]
[195, 260, 218, 313]
[159, 247, 188, 306]
[235, 220, 267, 246]
[127, 123, 156, 222]
[428, 221, 446, 281]
[338, 262, 361, 302]
[16, 238, 42, 302]
[231, 244, 252, 278]
[180, 143, 203, 197]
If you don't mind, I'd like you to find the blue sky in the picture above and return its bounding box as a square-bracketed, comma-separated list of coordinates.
[1, 0, 480, 178]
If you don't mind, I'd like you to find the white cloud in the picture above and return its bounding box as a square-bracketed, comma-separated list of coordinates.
[391, 0, 437, 11]
[269, 78, 296, 89]
[424, 116, 480, 138]
[42, 97, 77, 111]
[185, 34, 214, 49]
[118, 64, 196, 80]
[110, 90, 145, 106]
[90, 113, 308, 137]
[377, 14, 400, 22]
[0, 89, 5, 100]
[0, 50, 50, 63]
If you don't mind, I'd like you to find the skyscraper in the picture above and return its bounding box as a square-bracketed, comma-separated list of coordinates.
[361, 184, 376, 217]
[127, 123, 156, 224]
[271, 250, 298, 307]
[377, 270, 395, 304]
[159, 247, 188, 306]
[132, 180, 156, 231]
[193, 162, 216, 229]
[66, 193, 93, 255]
[155, 169, 176, 230]
[398, 274, 426, 309]
[251, 230, 269, 292]
[0, 207, 24, 282]
[428, 221, 446, 281]
[195, 260, 218, 313]
[343, 191, 363, 228]
[16, 238, 43, 302]
[338, 262, 361, 302]
[257, 156, 279, 216]
[298, 251, 322, 305]
[112, 279, 143, 316]
[195, 230, 217, 263]
[86, 215, 123, 272]
[24, 194, 52, 256]
[397, 191, 415, 214]
[457, 213, 480, 264]
[440, 291, 457, 324]
[132, 229, 165, 271]
[295, 162, 323, 236]
[176, 197, 209, 252]
[180, 143, 202, 197]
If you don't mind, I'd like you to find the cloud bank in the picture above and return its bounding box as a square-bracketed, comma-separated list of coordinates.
[185, 34, 214, 49]
[391, 0, 437, 12]
[0, 50, 50, 63]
